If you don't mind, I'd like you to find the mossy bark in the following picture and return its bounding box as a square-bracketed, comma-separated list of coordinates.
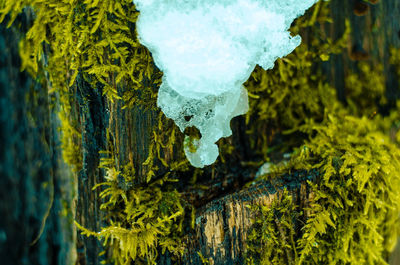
[178, 173, 313, 265]
[1, 0, 400, 265]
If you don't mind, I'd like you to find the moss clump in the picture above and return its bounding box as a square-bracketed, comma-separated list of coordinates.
[1, 0, 157, 105]
[246, 189, 301, 265]
[76, 154, 186, 264]
[248, 114, 400, 264]
[245, 13, 400, 262]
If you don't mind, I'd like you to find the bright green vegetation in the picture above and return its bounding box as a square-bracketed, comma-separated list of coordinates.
[76, 156, 186, 264]
[244, 1, 400, 262]
[1, 0, 400, 264]
[246, 188, 301, 264]
[248, 113, 400, 264]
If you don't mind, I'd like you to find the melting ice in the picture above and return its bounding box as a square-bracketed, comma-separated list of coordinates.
[133, 0, 318, 167]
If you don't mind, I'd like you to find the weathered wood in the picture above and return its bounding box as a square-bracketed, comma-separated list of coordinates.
[168, 171, 313, 265]
[108, 103, 158, 183]
[73, 75, 108, 265]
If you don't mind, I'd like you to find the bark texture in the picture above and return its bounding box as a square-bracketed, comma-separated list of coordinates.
[179, 172, 314, 265]
[74, 76, 107, 265]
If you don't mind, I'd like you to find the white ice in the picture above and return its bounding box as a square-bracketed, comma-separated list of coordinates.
[132, 0, 318, 168]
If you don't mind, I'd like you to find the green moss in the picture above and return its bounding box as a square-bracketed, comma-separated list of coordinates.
[76, 152, 186, 264]
[246, 189, 300, 265]
[345, 62, 387, 116]
[249, 114, 400, 264]
[3, 1, 400, 264]
[76, 127, 189, 264]
[245, 4, 400, 263]
[245, 12, 400, 262]
[1, 0, 156, 104]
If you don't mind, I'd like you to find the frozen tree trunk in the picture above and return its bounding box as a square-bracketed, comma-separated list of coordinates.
[0, 15, 76, 265]
[1, 0, 400, 265]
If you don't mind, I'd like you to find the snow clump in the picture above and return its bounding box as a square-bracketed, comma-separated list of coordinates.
[133, 0, 318, 167]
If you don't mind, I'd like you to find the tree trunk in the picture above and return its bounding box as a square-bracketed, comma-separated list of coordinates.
[72, 1, 400, 263]
[0, 14, 76, 265]
[1, 0, 399, 265]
